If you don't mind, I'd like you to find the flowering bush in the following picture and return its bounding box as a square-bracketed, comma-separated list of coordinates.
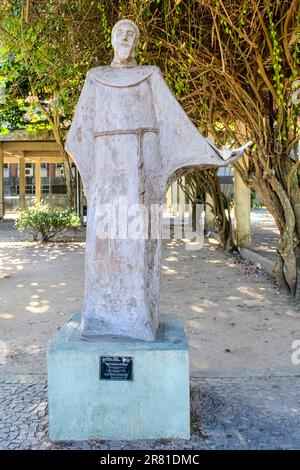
[16, 201, 81, 242]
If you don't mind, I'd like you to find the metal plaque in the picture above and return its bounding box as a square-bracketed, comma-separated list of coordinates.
[100, 356, 133, 381]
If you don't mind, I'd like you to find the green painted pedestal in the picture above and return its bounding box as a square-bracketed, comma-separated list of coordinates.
[47, 314, 190, 440]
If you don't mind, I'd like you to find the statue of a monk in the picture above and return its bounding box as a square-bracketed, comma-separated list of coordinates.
[66, 19, 250, 341]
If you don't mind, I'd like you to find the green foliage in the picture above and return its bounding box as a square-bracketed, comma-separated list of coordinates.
[98, 2, 111, 49]
[0, 48, 48, 133]
[164, 59, 190, 98]
[0, 0, 299, 140]
[267, 8, 285, 107]
[15, 201, 81, 242]
[0, 0, 110, 133]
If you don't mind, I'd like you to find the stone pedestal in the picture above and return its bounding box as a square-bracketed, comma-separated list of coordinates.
[47, 314, 190, 441]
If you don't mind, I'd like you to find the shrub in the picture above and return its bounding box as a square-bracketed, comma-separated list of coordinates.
[15, 201, 81, 242]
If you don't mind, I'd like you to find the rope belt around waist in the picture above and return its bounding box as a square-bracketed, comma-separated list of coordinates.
[93, 128, 159, 138]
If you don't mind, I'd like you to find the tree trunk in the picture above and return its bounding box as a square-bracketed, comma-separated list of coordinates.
[51, 126, 75, 208]
[36, 101, 75, 208]
[252, 155, 300, 298]
[183, 170, 237, 251]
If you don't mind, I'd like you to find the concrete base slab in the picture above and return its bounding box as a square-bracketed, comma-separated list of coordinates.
[47, 314, 190, 441]
[239, 247, 274, 277]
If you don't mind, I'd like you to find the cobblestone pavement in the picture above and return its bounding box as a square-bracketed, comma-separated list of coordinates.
[1, 373, 299, 450]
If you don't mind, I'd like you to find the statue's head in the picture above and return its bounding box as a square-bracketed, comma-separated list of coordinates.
[111, 19, 139, 68]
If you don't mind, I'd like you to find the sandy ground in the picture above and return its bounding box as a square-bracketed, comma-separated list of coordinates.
[0, 221, 299, 378]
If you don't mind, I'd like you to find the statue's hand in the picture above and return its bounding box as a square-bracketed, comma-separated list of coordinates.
[205, 139, 253, 166]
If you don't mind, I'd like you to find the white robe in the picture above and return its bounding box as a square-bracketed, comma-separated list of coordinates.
[66, 65, 244, 341]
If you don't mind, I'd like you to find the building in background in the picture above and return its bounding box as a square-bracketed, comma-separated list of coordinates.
[0, 131, 85, 220]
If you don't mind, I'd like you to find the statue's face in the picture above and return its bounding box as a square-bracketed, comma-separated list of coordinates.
[112, 22, 137, 62]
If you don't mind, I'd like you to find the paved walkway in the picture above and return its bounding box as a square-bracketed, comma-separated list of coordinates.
[250, 209, 279, 263]
[1, 373, 299, 450]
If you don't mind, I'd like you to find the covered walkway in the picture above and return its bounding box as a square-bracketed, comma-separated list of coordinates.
[0, 132, 83, 219]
